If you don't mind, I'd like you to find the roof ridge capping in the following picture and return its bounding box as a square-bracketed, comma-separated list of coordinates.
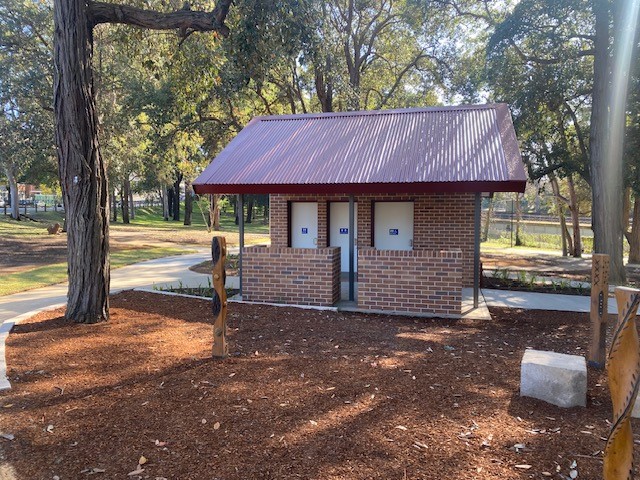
[256, 103, 507, 122]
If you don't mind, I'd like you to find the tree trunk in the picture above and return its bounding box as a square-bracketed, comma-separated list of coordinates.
[111, 191, 117, 222]
[314, 58, 334, 112]
[514, 193, 523, 246]
[482, 196, 493, 242]
[172, 176, 181, 221]
[590, 0, 625, 283]
[6, 168, 19, 220]
[245, 195, 254, 224]
[162, 186, 169, 221]
[129, 185, 135, 219]
[628, 197, 640, 263]
[566, 174, 582, 257]
[263, 200, 269, 225]
[183, 180, 193, 226]
[234, 196, 238, 225]
[550, 175, 572, 256]
[210, 194, 220, 231]
[54, 0, 110, 323]
[121, 177, 130, 224]
[167, 186, 175, 218]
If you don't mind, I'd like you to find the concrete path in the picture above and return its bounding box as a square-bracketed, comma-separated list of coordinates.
[482, 288, 620, 314]
[0, 247, 622, 326]
[0, 252, 211, 325]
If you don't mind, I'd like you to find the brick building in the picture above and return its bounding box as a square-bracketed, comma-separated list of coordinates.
[194, 104, 526, 317]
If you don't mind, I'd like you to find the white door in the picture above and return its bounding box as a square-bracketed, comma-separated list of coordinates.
[329, 202, 357, 272]
[291, 202, 318, 248]
[374, 202, 414, 250]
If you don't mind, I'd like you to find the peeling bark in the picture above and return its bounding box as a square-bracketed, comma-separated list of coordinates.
[88, 0, 232, 35]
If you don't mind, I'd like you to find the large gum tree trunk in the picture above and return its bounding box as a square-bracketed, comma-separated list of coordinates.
[54, 0, 110, 323]
[590, 0, 625, 283]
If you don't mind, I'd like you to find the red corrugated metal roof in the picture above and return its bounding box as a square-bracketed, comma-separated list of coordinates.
[193, 104, 526, 194]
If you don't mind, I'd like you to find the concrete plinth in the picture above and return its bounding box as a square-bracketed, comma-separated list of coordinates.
[520, 349, 587, 408]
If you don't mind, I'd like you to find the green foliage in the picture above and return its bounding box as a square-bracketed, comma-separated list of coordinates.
[0, 0, 56, 187]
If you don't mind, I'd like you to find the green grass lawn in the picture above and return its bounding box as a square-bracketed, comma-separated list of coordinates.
[482, 232, 596, 254]
[118, 204, 269, 234]
[0, 211, 66, 236]
[0, 246, 193, 297]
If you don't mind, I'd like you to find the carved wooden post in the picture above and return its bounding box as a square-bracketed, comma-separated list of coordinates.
[604, 287, 640, 480]
[589, 253, 610, 369]
[211, 236, 228, 358]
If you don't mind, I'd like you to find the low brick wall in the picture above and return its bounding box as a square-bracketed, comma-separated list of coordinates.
[243, 247, 341, 306]
[357, 249, 463, 316]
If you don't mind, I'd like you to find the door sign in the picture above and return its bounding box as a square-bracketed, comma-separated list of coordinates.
[301, 227, 308, 234]
[340, 228, 349, 234]
[389, 229, 399, 235]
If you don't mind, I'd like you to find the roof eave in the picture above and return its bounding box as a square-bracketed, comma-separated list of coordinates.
[193, 180, 526, 196]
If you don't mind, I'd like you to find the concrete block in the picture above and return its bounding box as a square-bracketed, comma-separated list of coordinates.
[520, 349, 586, 408]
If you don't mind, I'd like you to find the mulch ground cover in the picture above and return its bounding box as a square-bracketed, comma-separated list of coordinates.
[0, 291, 636, 479]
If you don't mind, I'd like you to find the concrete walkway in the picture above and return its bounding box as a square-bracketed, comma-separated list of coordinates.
[482, 288, 620, 314]
[0, 252, 212, 325]
[2, 256, 616, 325]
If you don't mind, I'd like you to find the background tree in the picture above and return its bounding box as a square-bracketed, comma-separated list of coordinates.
[488, 0, 640, 282]
[0, 0, 55, 219]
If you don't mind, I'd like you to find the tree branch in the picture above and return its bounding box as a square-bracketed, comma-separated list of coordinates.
[88, 0, 232, 37]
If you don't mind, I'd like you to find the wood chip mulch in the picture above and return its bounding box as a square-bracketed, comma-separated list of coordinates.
[0, 291, 635, 479]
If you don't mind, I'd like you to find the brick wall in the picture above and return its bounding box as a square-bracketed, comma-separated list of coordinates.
[270, 193, 475, 286]
[357, 249, 462, 316]
[243, 246, 341, 306]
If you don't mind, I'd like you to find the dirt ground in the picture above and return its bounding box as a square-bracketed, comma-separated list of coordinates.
[1, 291, 633, 479]
[0, 234, 68, 275]
[0, 227, 193, 275]
[0, 223, 268, 275]
[481, 252, 592, 280]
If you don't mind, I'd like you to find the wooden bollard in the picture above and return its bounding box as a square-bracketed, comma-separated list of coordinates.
[589, 253, 610, 369]
[211, 236, 228, 358]
[604, 287, 640, 479]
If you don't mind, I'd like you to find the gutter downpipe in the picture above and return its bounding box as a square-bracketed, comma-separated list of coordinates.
[349, 195, 355, 302]
[473, 192, 481, 308]
[238, 194, 244, 299]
